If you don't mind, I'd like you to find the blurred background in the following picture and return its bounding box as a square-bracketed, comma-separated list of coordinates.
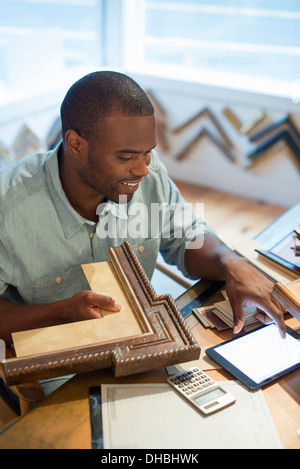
[0, 0, 300, 205]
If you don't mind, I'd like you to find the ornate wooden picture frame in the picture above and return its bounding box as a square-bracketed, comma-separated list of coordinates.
[0, 242, 200, 386]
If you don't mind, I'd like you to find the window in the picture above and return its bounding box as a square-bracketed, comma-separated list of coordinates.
[1, 0, 300, 104]
[123, 0, 300, 97]
[0, 0, 104, 103]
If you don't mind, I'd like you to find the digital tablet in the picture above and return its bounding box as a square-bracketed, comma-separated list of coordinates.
[206, 324, 300, 390]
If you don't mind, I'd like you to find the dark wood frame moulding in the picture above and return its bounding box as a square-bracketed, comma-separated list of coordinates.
[246, 129, 300, 169]
[246, 114, 300, 169]
[146, 91, 235, 162]
[250, 114, 300, 148]
[176, 127, 236, 163]
[173, 106, 233, 149]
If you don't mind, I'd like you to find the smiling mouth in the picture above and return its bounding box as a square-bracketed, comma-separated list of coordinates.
[121, 182, 139, 187]
[120, 179, 143, 187]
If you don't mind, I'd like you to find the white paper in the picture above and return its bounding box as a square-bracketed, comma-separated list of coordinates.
[101, 381, 283, 449]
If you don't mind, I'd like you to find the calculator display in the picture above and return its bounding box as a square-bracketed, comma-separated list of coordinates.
[193, 387, 225, 406]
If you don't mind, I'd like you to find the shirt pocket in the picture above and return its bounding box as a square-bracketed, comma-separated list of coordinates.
[131, 237, 160, 279]
[32, 266, 90, 304]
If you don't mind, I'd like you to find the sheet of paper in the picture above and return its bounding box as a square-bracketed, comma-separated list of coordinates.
[101, 381, 283, 449]
[13, 261, 144, 357]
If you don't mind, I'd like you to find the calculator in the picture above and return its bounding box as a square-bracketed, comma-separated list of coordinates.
[167, 367, 236, 415]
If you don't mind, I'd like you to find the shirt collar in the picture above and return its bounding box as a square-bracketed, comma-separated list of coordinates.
[96, 199, 129, 220]
[44, 143, 94, 239]
[44, 143, 129, 239]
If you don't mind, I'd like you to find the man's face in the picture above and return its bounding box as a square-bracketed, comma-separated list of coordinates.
[79, 113, 157, 203]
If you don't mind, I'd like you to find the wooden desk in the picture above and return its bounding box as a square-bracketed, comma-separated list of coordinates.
[0, 315, 299, 449]
[188, 314, 300, 450]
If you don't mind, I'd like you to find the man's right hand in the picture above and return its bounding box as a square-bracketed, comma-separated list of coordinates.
[0, 291, 122, 345]
[66, 290, 121, 322]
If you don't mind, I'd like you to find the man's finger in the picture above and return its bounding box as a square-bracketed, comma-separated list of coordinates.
[255, 311, 273, 325]
[256, 302, 286, 338]
[88, 292, 121, 311]
[231, 301, 245, 334]
[86, 306, 104, 319]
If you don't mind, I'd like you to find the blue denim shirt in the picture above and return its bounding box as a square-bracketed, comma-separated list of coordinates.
[0, 144, 213, 305]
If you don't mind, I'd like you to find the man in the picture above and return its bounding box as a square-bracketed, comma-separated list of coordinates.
[0, 71, 286, 346]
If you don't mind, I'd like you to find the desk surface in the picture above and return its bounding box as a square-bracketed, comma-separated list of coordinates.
[0, 315, 299, 449]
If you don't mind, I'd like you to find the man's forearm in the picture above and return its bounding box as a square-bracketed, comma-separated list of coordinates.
[0, 290, 121, 345]
[184, 233, 245, 281]
[0, 298, 71, 345]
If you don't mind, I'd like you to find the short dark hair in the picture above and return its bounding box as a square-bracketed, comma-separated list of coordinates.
[60, 71, 154, 143]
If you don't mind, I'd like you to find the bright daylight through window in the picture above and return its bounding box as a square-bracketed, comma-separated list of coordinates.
[0, 0, 103, 103]
[124, 0, 300, 98]
[0, 0, 300, 102]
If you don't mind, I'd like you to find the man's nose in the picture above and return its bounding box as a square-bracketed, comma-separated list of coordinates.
[130, 155, 149, 177]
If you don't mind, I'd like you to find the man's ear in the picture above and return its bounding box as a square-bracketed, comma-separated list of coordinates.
[64, 129, 88, 162]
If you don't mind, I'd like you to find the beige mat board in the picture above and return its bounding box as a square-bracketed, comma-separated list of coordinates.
[13, 261, 145, 357]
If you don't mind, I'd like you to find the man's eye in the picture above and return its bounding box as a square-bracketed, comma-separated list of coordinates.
[119, 155, 132, 161]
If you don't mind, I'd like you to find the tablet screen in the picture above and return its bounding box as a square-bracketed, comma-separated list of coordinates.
[210, 324, 300, 386]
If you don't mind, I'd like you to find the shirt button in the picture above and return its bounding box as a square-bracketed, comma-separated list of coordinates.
[89, 232, 95, 239]
[138, 245, 144, 253]
[56, 277, 62, 284]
